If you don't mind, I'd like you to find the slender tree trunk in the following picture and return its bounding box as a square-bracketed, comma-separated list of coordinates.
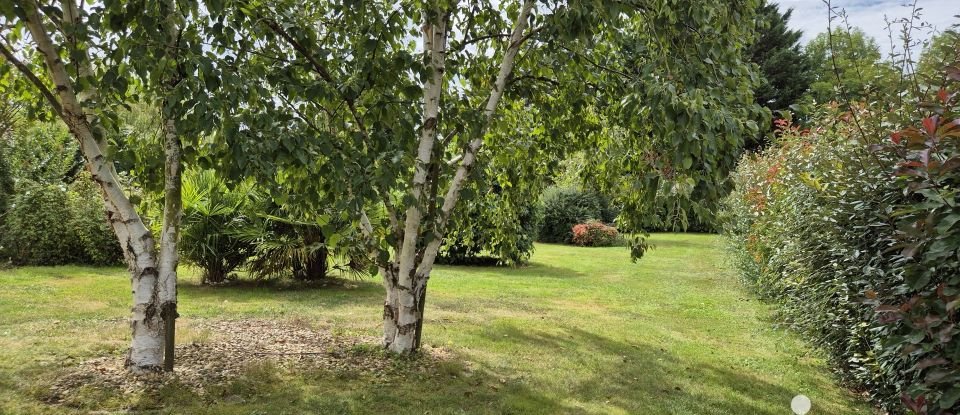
[414, 274, 428, 348]
[14, 0, 180, 372]
[382, 0, 536, 354]
[158, 118, 182, 372]
[385, 11, 449, 354]
[417, 0, 535, 276]
[157, 0, 185, 371]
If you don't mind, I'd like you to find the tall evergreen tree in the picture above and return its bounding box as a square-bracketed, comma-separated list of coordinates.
[747, 1, 812, 149]
[750, 2, 812, 112]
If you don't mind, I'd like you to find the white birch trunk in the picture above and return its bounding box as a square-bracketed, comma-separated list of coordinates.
[22, 1, 165, 372]
[157, 0, 184, 372]
[385, 12, 450, 354]
[158, 118, 182, 371]
[418, 0, 536, 276]
[383, 1, 535, 354]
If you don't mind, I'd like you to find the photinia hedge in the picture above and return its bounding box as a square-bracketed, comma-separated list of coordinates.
[722, 84, 960, 413]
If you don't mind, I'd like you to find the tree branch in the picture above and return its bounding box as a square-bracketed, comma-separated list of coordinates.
[0, 42, 63, 118]
[451, 32, 509, 53]
[416, 0, 537, 277]
[260, 17, 370, 138]
[261, 14, 400, 231]
[557, 43, 634, 80]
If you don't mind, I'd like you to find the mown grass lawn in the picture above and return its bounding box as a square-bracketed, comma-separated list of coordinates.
[0, 233, 872, 414]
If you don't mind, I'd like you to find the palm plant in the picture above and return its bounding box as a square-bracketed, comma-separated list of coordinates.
[237, 201, 370, 281]
[179, 169, 254, 284]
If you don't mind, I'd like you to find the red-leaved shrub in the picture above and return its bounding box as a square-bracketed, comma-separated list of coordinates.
[571, 220, 620, 247]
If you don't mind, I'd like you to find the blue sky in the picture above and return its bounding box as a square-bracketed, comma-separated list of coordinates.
[773, 0, 959, 56]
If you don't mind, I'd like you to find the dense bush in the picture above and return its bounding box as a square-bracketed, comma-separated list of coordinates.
[880, 97, 960, 414]
[722, 99, 960, 413]
[1, 181, 79, 265]
[439, 186, 543, 266]
[4, 122, 82, 184]
[0, 118, 121, 266]
[240, 206, 333, 282]
[538, 186, 604, 243]
[571, 220, 620, 247]
[68, 173, 124, 265]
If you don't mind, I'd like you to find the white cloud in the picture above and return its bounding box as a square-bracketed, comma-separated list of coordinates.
[774, 0, 960, 57]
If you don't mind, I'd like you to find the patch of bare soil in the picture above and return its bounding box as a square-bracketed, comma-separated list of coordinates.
[46, 319, 450, 403]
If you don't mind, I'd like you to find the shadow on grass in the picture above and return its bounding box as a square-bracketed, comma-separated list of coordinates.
[95, 321, 804, 414]
[645, 234, 720, 251]
[108, 349, 590, 415]
[178, 277, 385, 307]
[481, 323, 801, 414]
[436, 261, 587, 280]
[6, 265, 128, 279]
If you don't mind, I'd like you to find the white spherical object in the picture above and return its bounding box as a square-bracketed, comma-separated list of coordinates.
[791, 395, 812, 414]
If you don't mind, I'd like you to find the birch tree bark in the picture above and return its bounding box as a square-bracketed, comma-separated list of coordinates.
[157, 0, 185, 373]
[158, 116, 182, 372]
[382, 0, 536, 354]
[384, 9, 450, 353]
[3, 0, 186, 372]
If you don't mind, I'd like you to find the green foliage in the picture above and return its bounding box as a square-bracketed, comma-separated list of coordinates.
[4, 121, 81, 184]
[239, 205, 333, 282]
[439, 188, 543, 266]
[0, 181, 78, 265]
[177, 172, 370, 283]
[0, 143, 13, 221]
[538, 187, 603, 244]
[571, 220, 620, 247]
[0, 119, 121, 267]
[916, 30, 960, 94]
[874, 92, 960, 414]
[747, 0, 812, 148]
[721, 114, 903, 411]
[804, 28, 898, 106]
[722, 82, 960, 412]
[179, 169, 254, 284]
[191, 0, 766, 266]
[68, 173, 124, 266]
[749, 1, 812, 112]
[0, 97, 19, 216]
[235, 187, 373, 281]
[439, 113, 553, 266]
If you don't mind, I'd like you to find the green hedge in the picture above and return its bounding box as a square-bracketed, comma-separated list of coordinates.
[721, 105, 960, 413]
[1, 181, 78, 265]
[0, 176, 121, 266]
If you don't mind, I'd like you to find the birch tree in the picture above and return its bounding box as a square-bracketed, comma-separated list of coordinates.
[0, 0, 203, 371]
[200, 0, 764, 354]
